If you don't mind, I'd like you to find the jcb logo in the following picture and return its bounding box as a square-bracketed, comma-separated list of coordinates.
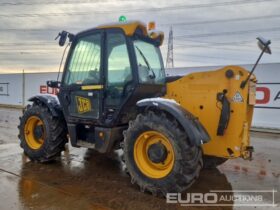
[76, 96, 91, 113]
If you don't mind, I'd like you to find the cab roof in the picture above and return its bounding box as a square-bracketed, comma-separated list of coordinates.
[97, 21, 148, 36]
[76, 21, 164, 46]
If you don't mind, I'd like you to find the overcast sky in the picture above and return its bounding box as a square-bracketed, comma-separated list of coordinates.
[0, 0, 279, 73]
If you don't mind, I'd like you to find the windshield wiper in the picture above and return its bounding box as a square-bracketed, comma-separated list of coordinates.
[135, 46, 156, 79]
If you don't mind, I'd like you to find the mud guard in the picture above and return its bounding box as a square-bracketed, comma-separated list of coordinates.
[28, 94, 62, 117]
[137, 98, 211, 146]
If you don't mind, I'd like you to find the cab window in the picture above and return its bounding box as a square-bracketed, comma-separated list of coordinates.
[64, 33, 101, 85]
[133, 39, 165, 84]
[105, 32, 132, 106]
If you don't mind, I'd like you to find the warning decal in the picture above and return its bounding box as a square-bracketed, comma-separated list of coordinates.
[232, 91, 244, 103]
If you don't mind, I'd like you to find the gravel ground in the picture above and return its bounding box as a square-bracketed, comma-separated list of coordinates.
[0, 107, 279, 210]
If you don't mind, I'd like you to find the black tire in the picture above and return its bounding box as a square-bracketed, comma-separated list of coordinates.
[18, 103, 68, 162]
[203, 155, 227, 169]
[123, 111, 203, 196]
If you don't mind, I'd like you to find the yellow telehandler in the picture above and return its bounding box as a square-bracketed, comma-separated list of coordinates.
[18, 21, 271, 196]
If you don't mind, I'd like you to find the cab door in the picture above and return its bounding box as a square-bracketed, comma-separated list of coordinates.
[59, 31, 104, 120]
[103, 30, 134, 123]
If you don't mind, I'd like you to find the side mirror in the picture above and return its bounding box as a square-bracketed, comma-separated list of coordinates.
[257, 37, 272, 54]
[47, 80, 60, 88]
[55, 31, 75, 47]
[240, 37, 272, 89]
[56, 31, 68, 47]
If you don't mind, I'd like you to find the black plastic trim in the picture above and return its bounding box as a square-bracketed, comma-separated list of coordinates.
[137, 99, 210, 146]
[28, 95, 62, 117]
[216, 93, 231, 136]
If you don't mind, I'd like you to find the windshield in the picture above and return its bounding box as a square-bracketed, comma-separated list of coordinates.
[133, 39, 165, 84]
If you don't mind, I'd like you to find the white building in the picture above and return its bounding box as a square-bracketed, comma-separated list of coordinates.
[0, 63, 279, 130]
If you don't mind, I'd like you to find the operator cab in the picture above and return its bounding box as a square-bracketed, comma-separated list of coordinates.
[57, 21, 166, 127]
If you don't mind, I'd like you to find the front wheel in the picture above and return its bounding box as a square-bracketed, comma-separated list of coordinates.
[18, 103, 68, 162]
[123, 111, 203, 196]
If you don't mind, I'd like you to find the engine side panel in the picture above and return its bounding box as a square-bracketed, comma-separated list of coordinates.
[165, 66, 255, 159]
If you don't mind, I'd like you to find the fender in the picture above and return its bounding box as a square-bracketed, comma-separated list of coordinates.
[137, 98, 210, 146]
[28, 94, 62, 117]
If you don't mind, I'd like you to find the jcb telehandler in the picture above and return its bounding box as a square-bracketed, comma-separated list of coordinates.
[18, 21, 271, 196]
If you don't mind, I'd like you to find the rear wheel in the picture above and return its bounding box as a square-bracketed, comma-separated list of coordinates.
[18, 103, 68, 162]
[123, 111, 202, 196]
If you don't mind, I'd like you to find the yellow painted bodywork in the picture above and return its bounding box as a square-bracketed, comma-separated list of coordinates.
[97, 21, 148, 36]
[97, 21, 164, 45]
[165, 66, 256, 159]
[81, 85, 103, 90]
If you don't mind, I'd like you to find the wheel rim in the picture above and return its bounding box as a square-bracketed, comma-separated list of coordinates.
[134, 131, 175, 179]
[24, 116, 45, 150]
